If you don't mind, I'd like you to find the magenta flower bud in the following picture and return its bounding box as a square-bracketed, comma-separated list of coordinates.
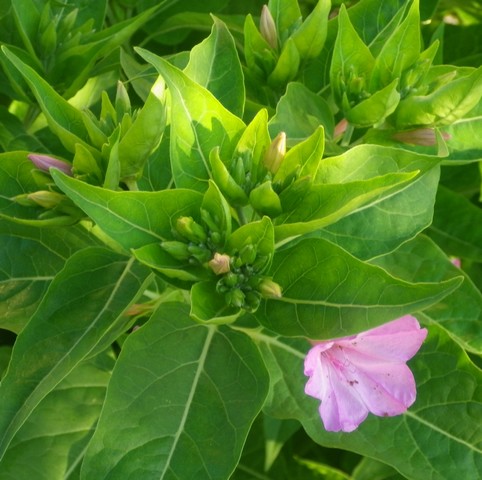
[304, 315, 428, 432]
[28, 154, 73, 176]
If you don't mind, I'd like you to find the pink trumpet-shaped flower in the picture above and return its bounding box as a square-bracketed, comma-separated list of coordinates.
[28, 154, 73, 176]
[304, 315, 427, 433]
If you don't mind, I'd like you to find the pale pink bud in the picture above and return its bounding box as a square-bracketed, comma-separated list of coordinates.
[208, 253, 231, 275]
[304, 315, 428, 432]
[28, 154, 73, 176]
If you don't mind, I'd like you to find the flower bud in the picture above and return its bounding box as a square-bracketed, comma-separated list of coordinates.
[263, 132, 286, 174]
[27, 190, 64, 209]
[187, 244, 211, 263]
[258, 278, 282, 298]
[116, 81, 131, 117]
[260, 5, 278, 50]
[28, 154, 73, 176]
[225, 288, 246, 308]
[244, 291, 262, 312]
[176, 216, 207, 243]
[392, 128, 450, 147]
[208, 253, 231, 275]
[161, 241, 190, 261]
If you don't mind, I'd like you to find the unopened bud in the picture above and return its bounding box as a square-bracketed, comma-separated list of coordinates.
[161, 241, 190, 261]
[27, 190, 64, 209]
[264, 132, 286, 174]
[28, 154, 73, 176]
[209, 253, 231, 275]
[176, 216, 207, 243]
[225, 288, 246, 308]
[116, 81, 131, 116]
[260, 5, 278, 50]
[258, 278, 282, 298]
[392, 128, 450, 147]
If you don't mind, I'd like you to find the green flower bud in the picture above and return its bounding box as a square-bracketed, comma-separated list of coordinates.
[187, 244, 211, 263]
[260, 5, 278, 50]
[225, 288, 246, 308]
[161, 241, 190, 261]
[176, 216, 207, 243]
[244, 291, 262, 312]
[27, 190, 64, 209]
[258, 278, 282, 298]
[223, 272, 239, 288]
[239, 244, 257, 265]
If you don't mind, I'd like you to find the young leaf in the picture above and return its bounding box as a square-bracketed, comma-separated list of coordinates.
[1, 47, 95, 155]
[52, 170, 203, 250]
[184, 16, 245, 117]
[274, 171, 418, 243]
[136, 47, 245, 192]
[330, 5, 375, 105]
[81, 303, 269, 479]
[0, 247, 152, 461]
[269, 82, 335, 144]
[268, 0, 302, 44]
[369, 0, 421, 91]
[291, 0, 331, 61]
[257, 237, 461, 338]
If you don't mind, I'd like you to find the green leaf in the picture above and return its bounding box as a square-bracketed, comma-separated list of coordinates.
[136, 47, 245, 191]
[52, 170, 203, 250]
[267, 37, 300, 87]
[371, 235, 482, 353]
[118, 77, 167, 180]
[273, 126, 325, 186]
[346, 78, 400, 127]
[0, 218, 102, 333]
[274, 171, 418, 244]
[443, 117, 482, 162]
[184, 16, 245, 117]
[191, 281, 241, 324]
[258, 237, 461, 338]
[81, 303, 269, 479]
[291, 0, 330, 61]
[0, 351, 113, 479]
[249, 323, 482, 480]
[330, 5, 375, 106]
[369, 0, 421, 90]
[268, 0, 302, 44]
[313, 145, 442, 259]
[269, 82, 335, 144]
[394, 66, 482, 127]
[428, 185, 482, 262]
[353, 458, 405, 480]
[227, 216, 275, 265]
[1, 47, 95, 155]
[0, 247, 151, 461]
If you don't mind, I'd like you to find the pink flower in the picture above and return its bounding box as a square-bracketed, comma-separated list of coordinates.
[28, 154, 72, 176]
[304, 315, 427, 432]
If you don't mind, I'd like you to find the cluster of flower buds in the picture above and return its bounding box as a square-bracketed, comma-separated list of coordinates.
[214, 244, 281, 312]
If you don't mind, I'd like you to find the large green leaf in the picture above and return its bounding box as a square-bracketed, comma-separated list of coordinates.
[274, 171, 418, 244]
[184, 16, 245, 117]
[0, 219, 102, 333]
[0, 351, 114, 479]
[245, 323, 482, 480]
[0, 247, 152, 461]
[371, 235, 482, 354]
[136, 47, 245, 192]
[52, 170, 203, 250]
[428, 185, 482, 262]
[313, 145, 441, 259]
[81, 303, 269, 479]
[257, 237, 461, 338]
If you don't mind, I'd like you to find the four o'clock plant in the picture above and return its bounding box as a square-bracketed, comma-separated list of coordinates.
[0, 0, 481, 479]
